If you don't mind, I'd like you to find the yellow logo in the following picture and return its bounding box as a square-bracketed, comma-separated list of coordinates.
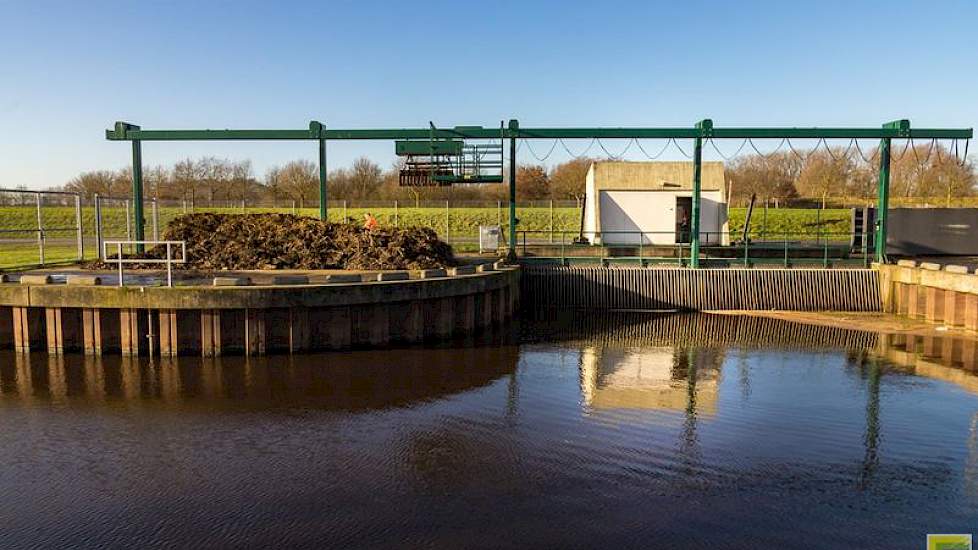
[928, 534, 973, 550]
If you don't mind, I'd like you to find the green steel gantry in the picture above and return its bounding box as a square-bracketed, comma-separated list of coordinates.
[106, 119, 972, 265]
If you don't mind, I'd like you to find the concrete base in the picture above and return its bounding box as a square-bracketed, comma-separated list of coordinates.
[0, 267, 520, 356]
[878, 263, 978, 332]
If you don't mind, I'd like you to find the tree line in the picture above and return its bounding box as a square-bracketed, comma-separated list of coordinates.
[725, 143, 975, 205]
[51, 145, 974, 206]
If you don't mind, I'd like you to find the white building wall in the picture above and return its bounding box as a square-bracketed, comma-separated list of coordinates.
[593, 190, 726, 245]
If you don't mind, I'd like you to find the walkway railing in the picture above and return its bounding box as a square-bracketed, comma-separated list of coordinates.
[516, 230, 873, 268]
[103, 240, 186, 287]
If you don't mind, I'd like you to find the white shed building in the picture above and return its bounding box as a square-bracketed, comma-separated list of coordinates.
[582, 161, 729, 246]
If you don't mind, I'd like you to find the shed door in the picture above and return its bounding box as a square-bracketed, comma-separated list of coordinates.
[675, 197, 692, 243]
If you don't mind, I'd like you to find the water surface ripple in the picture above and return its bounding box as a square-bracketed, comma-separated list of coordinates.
[0, 313, 976, 549]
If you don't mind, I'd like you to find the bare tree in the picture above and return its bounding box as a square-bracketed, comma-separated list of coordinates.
[267, 160, 318, 208]
[549, 158, 592, 200]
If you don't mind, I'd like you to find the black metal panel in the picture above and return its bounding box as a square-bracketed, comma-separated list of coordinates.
[887, 208, 978, 255]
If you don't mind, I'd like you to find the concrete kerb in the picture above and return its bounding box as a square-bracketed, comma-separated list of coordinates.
[270, 275, 310, 285]
[376, 272, 410, 282]
[310, 274, 364, 284]
[5, 268, 516, 310]
[419, 269, 447, 279]
[20, 274, 53, 285]
[213, 277, 252, 287]
[67, 275, 102, 286]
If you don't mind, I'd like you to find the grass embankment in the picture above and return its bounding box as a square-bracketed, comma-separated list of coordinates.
[0, 206, 852, 268]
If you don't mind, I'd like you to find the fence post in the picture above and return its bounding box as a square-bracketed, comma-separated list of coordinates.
[549, 199, 554, 244]
[35, 192, 44, 265]
[784, 229, 789, 268]
[95, 195, 104, 260]
[343, 200, 347, 221]
[445, 200, 450, 242]
[394, 200, 399, 227]
[75, 194, 84, 261]
[152, 199, 160, 241]
[497, 200, 502, 226]
[292, 200, 297, 215]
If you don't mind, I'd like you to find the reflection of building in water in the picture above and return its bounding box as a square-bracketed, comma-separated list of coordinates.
[580, 346, 723, 414]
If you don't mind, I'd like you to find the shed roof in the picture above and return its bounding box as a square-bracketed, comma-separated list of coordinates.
[589, 161, 725, 192]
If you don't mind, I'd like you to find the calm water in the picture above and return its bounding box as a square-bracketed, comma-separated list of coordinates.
[1, 313, 977, 549]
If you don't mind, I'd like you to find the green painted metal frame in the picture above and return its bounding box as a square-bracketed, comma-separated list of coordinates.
[106, 118, 972, 265]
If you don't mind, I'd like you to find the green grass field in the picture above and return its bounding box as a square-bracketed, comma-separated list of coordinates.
[0, 205, 853, 269]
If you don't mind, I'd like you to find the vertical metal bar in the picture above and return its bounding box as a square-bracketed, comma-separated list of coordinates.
[394, 200, 399, 227]
[318, 138, 328, 220]
[75, 194, 84, 261]
[762, 200, 768, 241]
[690, 134, 704, 268]
[95, 195, 103, 260]
[125, 200, 132, 252]
[639, 232, 644, 266]
[743, 236, 749, 267]
[445, 200, 450, 242]
[132, 139, 145, 253]
[117, 243, 124, 287]
[784, 229, 789, 267]
[507, 119, 518, 260]
[560, 230, 565, 265]
[875, 138, 891, 263]
[166, 243, 172, 288]
[152, 199, 160, 241]
[35, 192, 44, 265]
[549, 199, 554, 244]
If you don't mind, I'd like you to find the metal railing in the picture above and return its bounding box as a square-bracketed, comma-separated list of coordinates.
[102, 240, 186, 287]
[515, 230, 873, 268]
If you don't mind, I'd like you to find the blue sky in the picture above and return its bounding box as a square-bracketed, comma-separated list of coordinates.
[1, 0, 976, 189]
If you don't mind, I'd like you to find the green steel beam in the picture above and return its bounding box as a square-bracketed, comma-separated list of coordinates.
[106, 121, 973, 141]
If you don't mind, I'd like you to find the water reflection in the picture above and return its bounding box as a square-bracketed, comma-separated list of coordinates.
[0, 345, 519, 412]
[580, 346, 722, 415]
[2, 313, 978, 549]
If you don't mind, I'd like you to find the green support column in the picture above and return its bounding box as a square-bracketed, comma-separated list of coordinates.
[875, 120, 906, 263]
[507, 119, 519, 261]
[318, 138, 327, 220]
[874, 138, 891, 263]
[310, 121, 327, 221]
[690, 120, 710, 268]
[131, 138, 145, 253]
